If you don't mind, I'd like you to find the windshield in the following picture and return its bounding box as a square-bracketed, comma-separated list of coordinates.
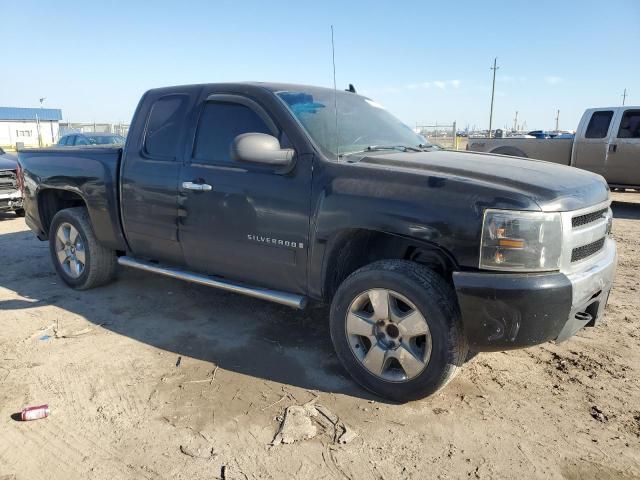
[277, 89, 429, 158]
[85, 135, 125, 145]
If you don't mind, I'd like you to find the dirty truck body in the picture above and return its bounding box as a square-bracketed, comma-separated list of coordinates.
[467, 107, 640, 189]
[18, 83, 617, 401]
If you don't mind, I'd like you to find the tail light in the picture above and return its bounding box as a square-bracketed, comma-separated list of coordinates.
[16, 162, 25, 195]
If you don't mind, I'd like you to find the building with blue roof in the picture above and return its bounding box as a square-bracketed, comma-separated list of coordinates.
[0, 106, 63, 149]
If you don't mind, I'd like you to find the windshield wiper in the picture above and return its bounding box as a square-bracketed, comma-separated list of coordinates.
[339, 145, 424, 158]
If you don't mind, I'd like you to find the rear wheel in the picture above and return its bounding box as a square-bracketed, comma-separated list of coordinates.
[330, 260, 467, 402]
[49, 207, 117, 289]
[14, 208, 25, 217]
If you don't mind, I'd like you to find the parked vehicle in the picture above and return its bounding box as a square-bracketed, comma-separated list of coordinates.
[467, 107, 640, 189]
[0, 147, 24, 216]
[57, 132, 125, 146]
[18, 83, 617, 401]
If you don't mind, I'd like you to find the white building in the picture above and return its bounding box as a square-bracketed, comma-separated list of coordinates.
[0, 107, 63, 148]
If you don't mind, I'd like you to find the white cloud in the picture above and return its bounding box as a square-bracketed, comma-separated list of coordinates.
[362, 79, 461, 95]
[544, 75, 564, 85]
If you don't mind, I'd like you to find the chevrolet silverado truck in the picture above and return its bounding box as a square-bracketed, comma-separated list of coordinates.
[467, 107, 640, 189]
[0, 148, 24, 216]
[18, 83, 617, 401]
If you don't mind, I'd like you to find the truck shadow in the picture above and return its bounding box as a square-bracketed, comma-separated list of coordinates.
[0, 227, 380, 402]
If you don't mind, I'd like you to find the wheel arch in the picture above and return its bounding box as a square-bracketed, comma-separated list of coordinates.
[37, 188, 88, 237]
[320, 228, 458, 302]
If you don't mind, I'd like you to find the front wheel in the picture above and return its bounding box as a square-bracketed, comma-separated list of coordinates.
[14, 208, 25, 217]
[49, 207, 117, 290]
[330, 260, 467, 402]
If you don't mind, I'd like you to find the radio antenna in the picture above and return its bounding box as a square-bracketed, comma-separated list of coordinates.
[331, 25, 339, 159]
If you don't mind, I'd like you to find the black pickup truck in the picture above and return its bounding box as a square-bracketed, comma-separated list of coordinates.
[18, 83, 617, 401]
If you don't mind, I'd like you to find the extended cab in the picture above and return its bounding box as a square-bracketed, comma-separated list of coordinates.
[18, 83, 617, 401]
[467, 107, 640, 189]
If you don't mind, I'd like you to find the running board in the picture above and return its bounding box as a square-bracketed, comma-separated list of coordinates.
[117, 256, 307, 309]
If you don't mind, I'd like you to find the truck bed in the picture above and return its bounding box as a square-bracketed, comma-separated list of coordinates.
[18, 146, 127, 250]
[467, 137, 573, 164]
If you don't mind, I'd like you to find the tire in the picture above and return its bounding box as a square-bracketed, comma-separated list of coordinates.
[14, 208, 25, 217]
[49, 207, 117, 290]
[330, 260, 467, 402]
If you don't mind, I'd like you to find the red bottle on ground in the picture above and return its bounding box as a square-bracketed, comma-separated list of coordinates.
[20, 405, 50, 421]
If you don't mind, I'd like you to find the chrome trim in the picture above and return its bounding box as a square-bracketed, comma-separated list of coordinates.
[117, 256, 307, 309]
[182, 181, 212, 191]
[559, 199, 611, 273]
[566, 237, 616, 308]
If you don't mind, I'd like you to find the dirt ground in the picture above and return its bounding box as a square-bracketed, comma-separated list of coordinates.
[0, 192, 639, 480]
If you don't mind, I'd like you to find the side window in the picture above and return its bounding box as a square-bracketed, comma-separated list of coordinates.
[144, 94, 188, 159]
[75, 136, 89, 146]
[67, 136, 76, 145]
[193, 101, 272, 164]
[585, 111, 613, 139]
[58, 136, 67, 146]
[617, 110, 640, 139]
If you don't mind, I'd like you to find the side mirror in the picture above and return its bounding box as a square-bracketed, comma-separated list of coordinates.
[231, 133, 294, 167]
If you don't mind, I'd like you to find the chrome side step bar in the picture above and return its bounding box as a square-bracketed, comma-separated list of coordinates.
[117, 256, 307, 309]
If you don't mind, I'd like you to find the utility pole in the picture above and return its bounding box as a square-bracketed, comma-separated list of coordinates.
[513, 111, 518, 132]
[555, 109, 560, 132]
[622, 88, 628, 106]
[488, 57, 499, 138]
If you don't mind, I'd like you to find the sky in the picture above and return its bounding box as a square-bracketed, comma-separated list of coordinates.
[1, 0, 638, 131]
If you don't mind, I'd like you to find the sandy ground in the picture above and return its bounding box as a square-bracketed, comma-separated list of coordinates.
[0, 192, 639, 480]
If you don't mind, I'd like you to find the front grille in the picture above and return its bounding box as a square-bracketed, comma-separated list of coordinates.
[571, 237, 606, 262]
[0, 170, 18, 194]
[572, 208, 607, 228]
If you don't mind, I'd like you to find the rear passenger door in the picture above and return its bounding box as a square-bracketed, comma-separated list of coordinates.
[177, 93, 312, 294]
[607, 109, 640, 186]
[121, 91, 198, 264]
[573, 109, 614, 178]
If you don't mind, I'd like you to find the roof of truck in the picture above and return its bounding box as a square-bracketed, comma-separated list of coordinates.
[145, 82, 357, 97]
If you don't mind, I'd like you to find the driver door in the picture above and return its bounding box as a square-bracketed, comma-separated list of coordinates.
[178, 93, 312, 294]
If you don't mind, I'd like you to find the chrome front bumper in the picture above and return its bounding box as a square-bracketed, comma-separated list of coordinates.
[0, 190, 22, 211]
[556, 237, 617, 341]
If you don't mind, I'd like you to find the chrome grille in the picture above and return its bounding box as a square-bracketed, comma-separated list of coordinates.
[572, 208, 607, 228]
[560, 201, 611, 273]
[0, 170, 17, 194]
[571, 237, 606, 262]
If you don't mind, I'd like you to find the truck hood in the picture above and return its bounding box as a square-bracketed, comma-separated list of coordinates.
[0, 155, 17, 171]
[356, 149, 609, 211]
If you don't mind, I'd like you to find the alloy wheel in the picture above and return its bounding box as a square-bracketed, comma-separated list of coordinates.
[345, 288, 432, 382]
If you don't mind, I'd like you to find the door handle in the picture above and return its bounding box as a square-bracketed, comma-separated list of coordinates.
[182, 181, 213, 191]
[608, 144, 617, 153]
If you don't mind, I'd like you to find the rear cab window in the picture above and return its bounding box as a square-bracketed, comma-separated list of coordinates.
[585, 111, 614, 138]
[144, 94, 189, 159]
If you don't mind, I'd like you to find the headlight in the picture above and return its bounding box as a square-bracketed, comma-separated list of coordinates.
[480, 209, 563, 271]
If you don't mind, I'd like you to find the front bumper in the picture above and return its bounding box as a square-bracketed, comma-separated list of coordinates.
[0, 190, 23, 212]
[453, 237, 617, 351]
